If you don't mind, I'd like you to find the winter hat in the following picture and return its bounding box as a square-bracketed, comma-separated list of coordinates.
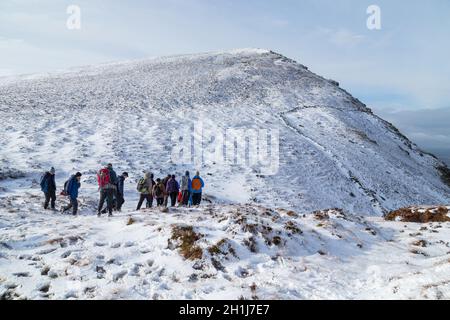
[75, 172, 82, 177]
[196, 171, 200, 176]
[185, 171, 190, 176]
[123, 172, 129, 177]
[50, 167, 55, 174]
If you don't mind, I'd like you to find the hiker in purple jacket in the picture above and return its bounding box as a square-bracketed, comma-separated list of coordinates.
[166, 175, 180, 207]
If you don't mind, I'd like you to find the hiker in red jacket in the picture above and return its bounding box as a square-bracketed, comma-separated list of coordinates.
[97, 165, 116, 217]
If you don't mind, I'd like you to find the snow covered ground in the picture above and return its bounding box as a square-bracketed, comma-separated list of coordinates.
[1, 193, 449, 300]
[1, 49, 450, 300]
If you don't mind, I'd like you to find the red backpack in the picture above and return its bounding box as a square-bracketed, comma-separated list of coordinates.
[97, 168, 111, 188]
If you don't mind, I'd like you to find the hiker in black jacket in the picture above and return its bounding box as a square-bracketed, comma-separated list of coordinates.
[40, 167, 57, 210]
[116, 172, 128, 211]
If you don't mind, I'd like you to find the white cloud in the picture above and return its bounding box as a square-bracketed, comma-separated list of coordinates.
[315, 27, 366, 47]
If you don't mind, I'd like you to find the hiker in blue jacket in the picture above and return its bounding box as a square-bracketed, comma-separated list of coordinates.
[191, 171, 205, 206]
[40, 167, 57, 210]
[61, 172, 82, 216]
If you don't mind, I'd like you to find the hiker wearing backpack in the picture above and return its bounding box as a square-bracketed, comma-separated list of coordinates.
[40, 167, 57, 210]
[107, 163, 119, 209]
[162, 174, 172, 207]
[153, 178, 167, 207]
[97, 165, 117, 217]
[191, 171, 205, 206]
[107, 164, 118, 184]
[116, 172, 129, 212]
[136, 172, 155, 210]
[61, 172, 82, 216]
[180, 171, 192, 206]
[166, 175, 180, 207]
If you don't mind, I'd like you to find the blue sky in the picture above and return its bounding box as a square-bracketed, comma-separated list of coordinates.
[1, 0, 449, 163]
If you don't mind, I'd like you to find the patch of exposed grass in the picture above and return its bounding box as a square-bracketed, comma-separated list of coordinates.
[285, 221, 302, 234]
[46, 238, 64, 245]
[272, 236, 282, 246]
[126, 217, 135, 226]
[208, 239, 237, 259]
[313, 211, 330, 221]
[412, 240, 428, 248]
[385, 206, 450, 223]
[171, 225, 203, 260]
[244, 236, 258, 253]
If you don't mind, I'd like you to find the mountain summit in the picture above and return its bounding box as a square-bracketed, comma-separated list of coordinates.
[0, 49, 449, 215]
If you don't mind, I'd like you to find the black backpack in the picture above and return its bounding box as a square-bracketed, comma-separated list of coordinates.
[154, 184, 163, 197]
[61, 178, 70, 196]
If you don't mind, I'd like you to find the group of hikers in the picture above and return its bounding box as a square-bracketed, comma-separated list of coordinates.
[39, 164, 205, 217]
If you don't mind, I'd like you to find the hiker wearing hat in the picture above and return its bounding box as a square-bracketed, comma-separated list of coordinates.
[191, 171, 205, 206]
[116, 172, 129, 211]
[40, 167, 57, 210]
[136, 172, 155, 210]
[61, 172, 82, 216]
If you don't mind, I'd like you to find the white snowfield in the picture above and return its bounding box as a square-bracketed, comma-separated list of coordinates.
[1, 49, 450, 300]
[0, 203, 449, 300]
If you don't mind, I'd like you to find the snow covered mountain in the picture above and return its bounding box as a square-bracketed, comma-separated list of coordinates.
[0, 48, 448, 214]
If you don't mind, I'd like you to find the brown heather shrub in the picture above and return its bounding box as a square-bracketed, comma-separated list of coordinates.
[171, 225, 203, 260]
[385, 206, 450, 223]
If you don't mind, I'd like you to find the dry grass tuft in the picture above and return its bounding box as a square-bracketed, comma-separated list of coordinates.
[170, 225, 203, 260]
[385, 206, 450, 223]
[126, 217, 136, 226]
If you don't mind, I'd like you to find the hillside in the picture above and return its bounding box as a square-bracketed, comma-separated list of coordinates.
[0, 49, 449, 215]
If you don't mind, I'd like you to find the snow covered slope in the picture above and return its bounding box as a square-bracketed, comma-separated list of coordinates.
[1, 203, 449, 300]
[0, 49, 449, 214]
